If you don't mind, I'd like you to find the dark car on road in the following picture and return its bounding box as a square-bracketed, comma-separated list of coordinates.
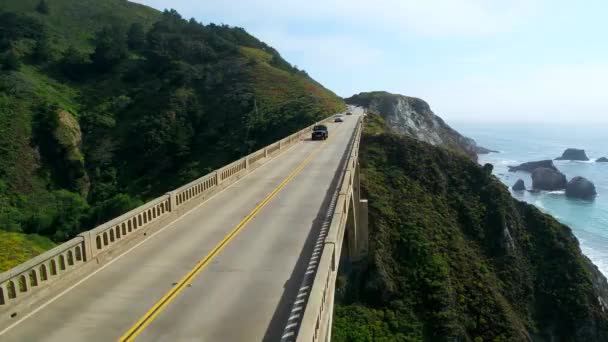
[311, 125, 328, 140]
[346, 111, 353, 115]
[334, 114, 344, 122]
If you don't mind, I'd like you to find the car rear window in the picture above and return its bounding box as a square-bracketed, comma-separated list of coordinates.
[313, 125, 327, 131]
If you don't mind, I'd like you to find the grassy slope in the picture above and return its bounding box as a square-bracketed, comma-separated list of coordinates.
[0, 0, 344, 272]
[333, 114, 608, 341]
[0, 231, 55, 271]
[0, 0, 159, 50]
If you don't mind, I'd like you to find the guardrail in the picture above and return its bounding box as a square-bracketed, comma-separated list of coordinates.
[0, 113, 337, 320]
[296, 117, 363, 342]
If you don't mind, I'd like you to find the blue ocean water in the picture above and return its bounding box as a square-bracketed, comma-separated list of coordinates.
[454, 122, 608, 275]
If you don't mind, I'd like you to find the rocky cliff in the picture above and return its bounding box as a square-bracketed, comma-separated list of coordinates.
[333, 113, 608, 341]
[346, 91, 490, 161]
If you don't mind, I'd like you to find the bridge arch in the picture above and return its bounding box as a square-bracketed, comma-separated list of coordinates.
[29, 269, 38, 287]
[40, 264, 48, 281]
[7, 281, 16, 299]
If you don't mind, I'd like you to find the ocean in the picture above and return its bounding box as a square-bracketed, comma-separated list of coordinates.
[454, 122, 608, 276]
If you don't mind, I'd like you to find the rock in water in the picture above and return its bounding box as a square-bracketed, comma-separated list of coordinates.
[509, 160, 557, 173]
[532, 168, 567, 191]
[556, 148, 589, 161]
[597, 157, 608, 163]
[566, 176, 597, 200]
[512, 179, 526, 191]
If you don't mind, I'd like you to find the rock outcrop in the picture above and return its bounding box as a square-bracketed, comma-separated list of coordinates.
[556, 148, 589, 161]
[597, 157, 608, 163]
[532, 167, 568, 191]
[509, 160, 558, 173]
[566, 176, 597, 200]
[512, 179, 526, 191]
[345, 91, 490, 161]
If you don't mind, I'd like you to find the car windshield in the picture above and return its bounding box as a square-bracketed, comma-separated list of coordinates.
[313, 125, 327, 131]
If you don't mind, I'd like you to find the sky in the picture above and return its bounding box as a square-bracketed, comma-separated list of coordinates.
[133, 0, 608, 124]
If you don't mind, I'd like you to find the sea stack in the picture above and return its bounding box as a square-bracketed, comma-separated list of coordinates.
[509, 160, 557, 173]
[566, 177, 597, 200]
[555, 148, 589, 161]
[512, 179, 526, 191]
[532, 168, 568, 191]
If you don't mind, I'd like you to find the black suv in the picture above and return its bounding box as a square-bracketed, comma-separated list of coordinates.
[311, 125, 328, 140]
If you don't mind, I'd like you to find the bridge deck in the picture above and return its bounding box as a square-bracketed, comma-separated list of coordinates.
[1, 110, 361, 342]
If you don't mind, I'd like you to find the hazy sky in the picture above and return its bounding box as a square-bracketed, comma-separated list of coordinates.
[133, 0, 608, 123]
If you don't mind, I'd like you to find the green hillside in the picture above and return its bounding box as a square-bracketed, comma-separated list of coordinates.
[0, 231, 55, 271]
[333, 114, 608, 341]
[0, 0, 344, 271]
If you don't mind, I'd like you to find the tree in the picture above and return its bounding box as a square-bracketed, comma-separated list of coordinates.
[3, 50, 21, 71]
[127, 23, 146, 50]
[33, 34, 53, 63]
[60, 46, 90, 80]
[36, 0, 50, 15]
[91, 26, 128, 72]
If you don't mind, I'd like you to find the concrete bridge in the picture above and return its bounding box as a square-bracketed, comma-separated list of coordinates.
[0, 108, 367, 341]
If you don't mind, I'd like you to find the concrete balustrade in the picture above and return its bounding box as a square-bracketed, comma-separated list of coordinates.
[296, 117, 367, 342]
[0, 113, 337, 328]
[0, 237, 85, 309]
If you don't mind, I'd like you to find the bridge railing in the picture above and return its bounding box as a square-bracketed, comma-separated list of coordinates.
[0, 113, 337, 317]
[296, 116, 363, 342]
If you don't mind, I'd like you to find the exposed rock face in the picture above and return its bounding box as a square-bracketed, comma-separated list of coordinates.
[556, 148, 589, 161]
[512, 179, 526, 191]
[566, 176, 597, 200]
[345, 91, 490, 161]
[509, 160, 558, 173]
[597, 157, 608, 163]
[532, 167, 568, 191]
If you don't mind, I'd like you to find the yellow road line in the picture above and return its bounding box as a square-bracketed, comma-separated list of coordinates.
[119, 124, 342, 342]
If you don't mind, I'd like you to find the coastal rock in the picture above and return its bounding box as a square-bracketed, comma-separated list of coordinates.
[345, 91, 491, 161]
[532, 167, 567, 191]
[566, 176, 597, 200]
[597, 157, 608, 163]
[509, 160, 558, 173]
[556, 148, 589, 161]
[476, 146, 499, 154]
[512, 179, 526, 191]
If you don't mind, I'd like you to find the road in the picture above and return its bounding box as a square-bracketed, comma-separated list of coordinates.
[1, 108, 362, 341]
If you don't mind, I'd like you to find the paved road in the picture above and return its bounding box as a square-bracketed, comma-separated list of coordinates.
[2, 108, 362, 341]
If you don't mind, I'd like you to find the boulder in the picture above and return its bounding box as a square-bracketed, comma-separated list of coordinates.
[566, 176, 597, 200]
[555, 148, 589, 161]
[531, 167, 567, 191]
[597, 157, 608, 163]
[509, 160, 557, 173]
[512, 179, 526, 191]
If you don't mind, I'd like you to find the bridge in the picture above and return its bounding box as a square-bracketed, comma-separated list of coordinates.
[0, 108, 367, 341]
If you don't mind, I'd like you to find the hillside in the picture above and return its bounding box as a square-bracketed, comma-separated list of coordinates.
[0, 0, 344, 270]
[346, 91, 492, 161]
[333, 114, 608, 341]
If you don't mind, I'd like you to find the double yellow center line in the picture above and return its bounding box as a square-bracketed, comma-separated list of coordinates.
[119, 124, 341, 341]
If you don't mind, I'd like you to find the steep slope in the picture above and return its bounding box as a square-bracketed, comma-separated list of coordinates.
[333, 114, 608, 341]
[0, 231, 55, 271]
[346, 91, 491, 161]
[0, 0, 343, 270]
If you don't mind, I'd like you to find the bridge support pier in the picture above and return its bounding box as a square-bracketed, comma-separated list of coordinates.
[345, 163, 369, 261]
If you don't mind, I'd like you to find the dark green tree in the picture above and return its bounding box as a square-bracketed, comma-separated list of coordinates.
[33, 34, 53, 62]
[36, 0, 50, 15]
[127, 23, 146, 50]
[91, 25, 128, 71]
[3, 50, 21, 71]
[60, 46, 90, 80]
